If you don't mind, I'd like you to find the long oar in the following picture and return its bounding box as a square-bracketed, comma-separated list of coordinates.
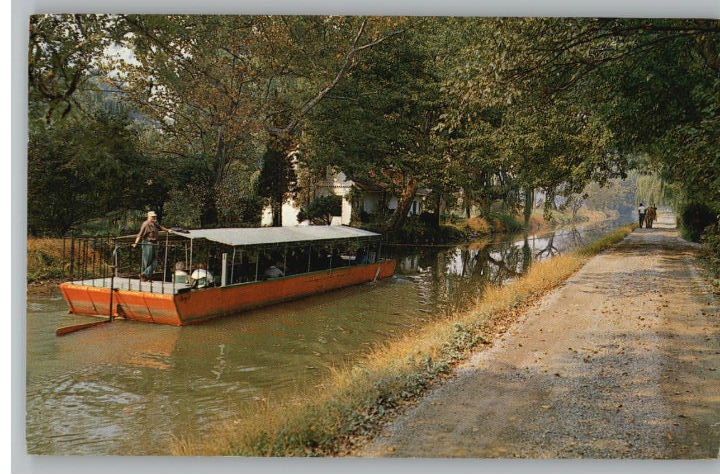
[56, 268, 117, 337]
[56, 319, 113, 336]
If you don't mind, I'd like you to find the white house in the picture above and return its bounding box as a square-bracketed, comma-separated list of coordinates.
[261, 168, 429, 226]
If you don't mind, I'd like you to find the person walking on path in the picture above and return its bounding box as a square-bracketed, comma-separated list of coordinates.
[645, 205, 657, 229]
[638, 203, 647, 228]
[132, 211, 170, 281]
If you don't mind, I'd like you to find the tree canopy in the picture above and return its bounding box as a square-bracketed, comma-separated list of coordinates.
[27, 15, 720, 241]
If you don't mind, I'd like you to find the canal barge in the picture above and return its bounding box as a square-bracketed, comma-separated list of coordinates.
[59, 226, 396, 326]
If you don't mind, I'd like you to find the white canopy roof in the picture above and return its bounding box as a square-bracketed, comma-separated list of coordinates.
[171, 225, 381, 247]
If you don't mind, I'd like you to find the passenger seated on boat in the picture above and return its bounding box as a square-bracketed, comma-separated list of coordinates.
[263, 263, 285, 279]
[331, 248, 345, 268]
[284, 249, 302, 276]
[173, 262, 189, 285]
[311, 248, 331, 271]
[355, 247, 369, 265]
[190, 263, 214, 288]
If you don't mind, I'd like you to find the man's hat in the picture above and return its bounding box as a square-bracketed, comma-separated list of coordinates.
[147, 211, 157, 218]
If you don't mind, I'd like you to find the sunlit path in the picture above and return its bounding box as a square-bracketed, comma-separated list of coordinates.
[360, 213, 720, 458]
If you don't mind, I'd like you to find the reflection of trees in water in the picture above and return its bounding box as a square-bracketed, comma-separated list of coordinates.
[392, 238, 535, 316]
[535, 233, 559, 259]
[521, 235, 532, 274]
[568, 227, 585, 249]
[391, 226, 604, 316]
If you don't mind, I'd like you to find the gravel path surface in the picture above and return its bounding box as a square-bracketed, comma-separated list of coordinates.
[359, 214, 720, 458]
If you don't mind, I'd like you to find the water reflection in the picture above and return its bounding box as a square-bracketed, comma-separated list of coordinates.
[389, 222, 618, 317]
[26, 220, 628, 455]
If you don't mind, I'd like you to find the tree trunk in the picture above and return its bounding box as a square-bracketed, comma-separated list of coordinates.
[462, 187, 472, 218]
[350, 191, 362, 225]
[433, 193, 442, 228]
[272, 198, 282, 227]
[385, 178, 417, 232]
[523, 187, 534, 226]
[260, 135, 296, 227]
[200, 195, 218, 228]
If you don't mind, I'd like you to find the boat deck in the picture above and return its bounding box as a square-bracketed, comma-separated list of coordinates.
[69, 278, 190, 294]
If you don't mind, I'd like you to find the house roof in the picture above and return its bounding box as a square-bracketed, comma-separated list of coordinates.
[168, 225, 381, 247]
[350, 177, 386, 192]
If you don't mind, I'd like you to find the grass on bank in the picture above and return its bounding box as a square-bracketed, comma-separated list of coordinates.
[27, 238, 65, 282]
[172, 223, 636, 457]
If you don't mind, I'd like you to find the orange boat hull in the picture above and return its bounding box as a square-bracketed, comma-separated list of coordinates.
[59, 260, 397, 326]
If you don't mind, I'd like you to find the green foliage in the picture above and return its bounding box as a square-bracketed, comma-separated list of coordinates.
[27, 239, 66, 282]
[27, 106, 152, 235]
[110, 15, 401, 226]
[486, 212, 524, 234]
[678, 202, 718, 242]
[364, 215, 467, 244]
[701, 225, 720, 279]
[27, 15, 720, 247]
[297, 195, 342, 225]
[29, 15, 117, 120]
[215, 162, 263, 227]
[304, 21, 451, 231]
[449, 18, 719, 240]
[258, 145, 298, 226]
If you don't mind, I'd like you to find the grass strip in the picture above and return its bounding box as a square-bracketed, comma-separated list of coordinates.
[172, 224, 636, 456]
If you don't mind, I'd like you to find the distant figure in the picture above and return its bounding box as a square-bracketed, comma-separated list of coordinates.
[263, 263, 285, 279]
[645, 205, 657, 229]
[174, 262, 189, 285]
[132, 211, 170, 281]
[638, 203, 647, 228]
[191, 263, 214, 288]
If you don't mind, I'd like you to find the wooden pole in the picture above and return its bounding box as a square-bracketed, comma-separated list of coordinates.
[255, 251, 260, 281]
[283, 245, 287, 276]
[163, 232, 170, 285]
[69, 235, 75, 279]
[230, 248, 236, 284]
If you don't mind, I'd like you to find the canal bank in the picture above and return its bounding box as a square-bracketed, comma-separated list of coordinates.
[171, 224, 636, 456]
[359, 214, 720, 458]
[26, 219, 631, 455]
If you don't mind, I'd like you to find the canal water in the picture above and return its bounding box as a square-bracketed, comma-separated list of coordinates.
[26, 219, 629, 455]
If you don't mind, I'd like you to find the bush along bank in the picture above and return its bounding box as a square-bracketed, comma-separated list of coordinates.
[362, 215, 469, 245]
[368, 211, 526, 245]
[27, 238, 66, 284]
[701, 223, 720, 287]
[171, 225, 636, 457]
[677, 201, 720, 287]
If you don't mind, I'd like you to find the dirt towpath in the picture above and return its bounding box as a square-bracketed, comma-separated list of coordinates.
[359, 213, 720, 458]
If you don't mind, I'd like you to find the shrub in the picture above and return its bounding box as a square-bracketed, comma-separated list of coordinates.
[464, 217, 491, 234]
[701, 224, 720, 279]
[298, 195, 343, 225]
[383, 216, 467, 244]
[418, 211, 439, 228]
[27, 238, 66, 282]
[486, 211, 524, 233]
[678, 202, 717, 242]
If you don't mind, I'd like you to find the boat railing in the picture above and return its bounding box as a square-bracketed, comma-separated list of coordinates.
[60, 235, 189, 294]
[61, 233, 389, 294]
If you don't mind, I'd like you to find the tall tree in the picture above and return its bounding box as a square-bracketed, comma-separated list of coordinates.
[112, 15, 401, 226]
[445, 18, 720, 211]
[304, 19, 454, 231]
[29, 14, 115, 121]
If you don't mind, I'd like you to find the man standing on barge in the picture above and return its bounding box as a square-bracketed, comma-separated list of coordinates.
[132, 211, 170, 281]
